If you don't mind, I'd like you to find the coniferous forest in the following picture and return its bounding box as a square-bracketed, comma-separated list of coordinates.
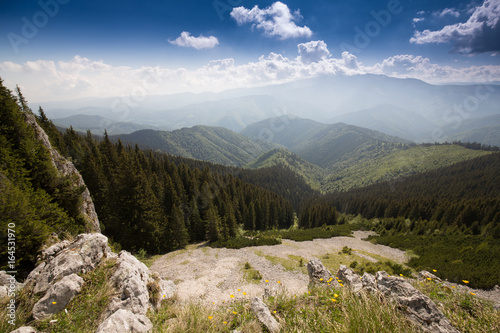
[2, 78, 500, 289]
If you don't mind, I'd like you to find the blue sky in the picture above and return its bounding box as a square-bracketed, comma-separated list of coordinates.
[0, 0, 499, 101]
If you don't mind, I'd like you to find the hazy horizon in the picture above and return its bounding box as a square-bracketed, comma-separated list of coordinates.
[1, 0, 500, 103]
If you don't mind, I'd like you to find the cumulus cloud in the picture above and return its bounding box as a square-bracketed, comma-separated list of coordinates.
[297, 40, 330, 64]
[413, 17, 425, 23]
[230, 1, 312, 39]
[2, 48, 500, 102]
[435, 8, 461, 18]
[169, 31, 219, 50]
[410, 0, 500, 54]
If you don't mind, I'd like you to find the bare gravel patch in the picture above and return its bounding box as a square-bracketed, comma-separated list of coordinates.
[150, 231, 408, 305]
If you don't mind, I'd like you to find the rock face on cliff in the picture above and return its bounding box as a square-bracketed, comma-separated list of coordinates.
[23, 112, 100, 232]
[21, 233, 176, 333]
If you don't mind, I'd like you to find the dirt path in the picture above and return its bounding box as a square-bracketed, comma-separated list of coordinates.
[150, 231, 408, 305]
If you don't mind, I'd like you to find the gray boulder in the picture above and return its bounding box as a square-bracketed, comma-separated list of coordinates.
[375, 271, 459, 333]
[10, 327, 38, 333]
[148, 272, 176, 309]
[251, 297, 280, 333]
[337, 265, 363, 292]
[0, 271, 23, 298]
[105, 251, 151, 317]
[419, 270, 442, 282]
[307, 259, 334, 285]
[32, 273, 84, 320]
[96, 309, 152, 333]
[26, 233, 110, 295]
[361, 272, 377, 293]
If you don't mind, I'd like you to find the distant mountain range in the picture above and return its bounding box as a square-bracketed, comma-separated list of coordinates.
[37, 74, 500, 145]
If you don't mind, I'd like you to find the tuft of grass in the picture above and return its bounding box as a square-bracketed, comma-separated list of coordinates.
[241, 262, 262, 284]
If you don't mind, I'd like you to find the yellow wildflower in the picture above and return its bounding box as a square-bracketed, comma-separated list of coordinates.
[223, 321, 227, 325]
[339, 283, 344, 287]
[432, 269, 437, 272]
[237, 289, 241, 291]
[470, 292, 476, 296]
[320, 278, 323, 281]
[232, 311, 238, 315]
[331, 298, 336, 302]
[277, 281, 281, 284]
[243, 292, 247, 296]
[427, 277, 432, 281]
[462, 280, 469, 284]
[230, 295, 235, 298]
[334, 294, 339, 298]
[208, 316, 213, 320]
[265, 279, 269, 283]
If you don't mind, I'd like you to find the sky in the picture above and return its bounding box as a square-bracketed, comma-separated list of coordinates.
[0, 0, 499, 102]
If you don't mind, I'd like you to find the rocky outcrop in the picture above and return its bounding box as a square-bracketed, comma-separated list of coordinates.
[419, 270, 442, 282]
[251, 297, 280, 333]
[306, 259, 460, 333]
[23, 112, 100, 232]
[10, 327, 38, 333]
[376, 271, 459, 333]
[307, 259, 335, 285]
[26, 233, 111, 295]
[32, 274, 84, 320]
[0, 271, 23, 298]
[337, 265, 363, 292]
[96, 309, 153, 333]
[105, 251, 152, 317]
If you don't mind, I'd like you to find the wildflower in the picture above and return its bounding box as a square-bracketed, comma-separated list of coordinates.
[334, 294, 338, 298]
[400, 274, 403, 277]
[265, 280, 269, 283]
[433, 269, 437, 272]
[223, 321, 227, 325]
[331, 298, 336, 302]
[339, 283, 344, 287]
[232, 311, 238, 315]
[52, 301, 57, 305]
[230, 295, 235, 298]
[470, 292, 476, 296]
[208, 316, 213, 320]
[427, 277, 432, 281]
[451, 286, 456, 289]
[320, 278, 324, 281]
[277, 281, 281, 284]
[163, 295, 166, 298]
[243, 292, 247, 296]
[462, 280, 469, 284]
[237, 289, 241, 291]
[273, 310, 277, 314]
[212, 302, 215, 305]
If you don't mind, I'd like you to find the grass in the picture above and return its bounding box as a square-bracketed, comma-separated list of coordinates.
[146, 276, 500, 333]
[242, 262, 263, 284]
[0, 258, 117, 333]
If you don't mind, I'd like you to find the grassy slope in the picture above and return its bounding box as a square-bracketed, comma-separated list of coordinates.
[322, 145, 492, 192]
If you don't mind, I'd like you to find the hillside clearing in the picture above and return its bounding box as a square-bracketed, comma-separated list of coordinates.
[149, 231, 408, 305]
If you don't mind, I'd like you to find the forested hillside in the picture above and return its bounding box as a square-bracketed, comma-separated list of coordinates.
[113, 125, 278, 167]
[0, 81, 89, 276]
[300, 153, 500, 288]
[56, 128, 295, 254]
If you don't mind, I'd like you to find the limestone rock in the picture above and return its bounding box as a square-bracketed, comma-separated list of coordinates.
[23, 112, 100, 232]
[10, 327, 38, 333]
[307, 259, 333, 285]
[419, 270, 442, 282]
[105, 251, 151, 316]
[251, 297, 280, 333]
[32, 273, 84, 320]
[0, 271, 23, 298]
[148, 272, 176, 309]
[375, 271, 459, 333]
[26, 233, 111, 295]
[337, 265, 363, 292]
[96, 309, 153, 333]
[361, 272, 377, 293]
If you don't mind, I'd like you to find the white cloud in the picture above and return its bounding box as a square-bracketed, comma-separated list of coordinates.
[413, 17, 425, 23]
[2, 48, 500, 102]
[230, 1, 312, 39]
[411, 0, 500, 54]
[435, 8, 461, 18]
[297, 40, 330, 64]
[169, 31, 219, 50]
